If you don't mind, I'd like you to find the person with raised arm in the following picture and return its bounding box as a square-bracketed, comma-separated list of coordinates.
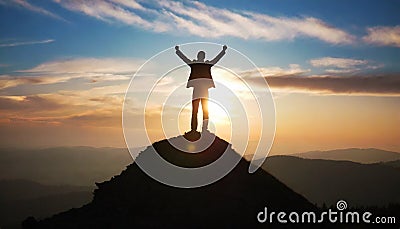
[175, 45, 227, 134]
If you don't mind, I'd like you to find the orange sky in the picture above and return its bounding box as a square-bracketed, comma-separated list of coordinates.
[0, 50, 398, 155]
[1, 80, 398, 155]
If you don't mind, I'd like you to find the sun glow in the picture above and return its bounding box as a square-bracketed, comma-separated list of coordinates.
[175, 100, 232, 139]
[207, 100, 230, 125]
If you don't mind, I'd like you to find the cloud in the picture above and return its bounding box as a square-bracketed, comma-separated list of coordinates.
[0, 57, 145, 133]
[108, 0, 146, 11]
[52, 0, 160, 29]
[0, 95, 62, 111]
[18, 57, 139, 75]
[0, 75, 44, 89]
[0, 58, 141, 90]
[310, 57, 368, 69]
[0, 57, 141, 130]
[0, 39, 55, 47]
[0, 91, 125, 127]
[159, 1, 355, 44]
[224, 63, 395, 96]
[63, 110, 121, 127]
[309, 57, 383, 74]
[53, 0, 355, 44]
[258, 64, 310, 77]
[0, 0, 66, 21]
[264, 74, 400, 96]
[0, 57, 144, 129]
[0, 92, 147, 129]
[363, 26, 400, 47]
[240, 64, 310, 79]
[244, 12, 355, 44]
[2, 110, 121, 127]
[323, 68, 361, 74]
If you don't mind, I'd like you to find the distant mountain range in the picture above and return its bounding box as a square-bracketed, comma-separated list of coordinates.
[383, 159, 400, 169]
[0, 146, 134, 186]
[260, 156, 400, 207]
[293, 148, 400, 164]
[0, 179, 92, 202]
[1, 146, 398, 187]
[0, 180, 93, 229]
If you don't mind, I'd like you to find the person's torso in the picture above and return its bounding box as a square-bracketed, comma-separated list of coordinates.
[188, 62, 213, 80]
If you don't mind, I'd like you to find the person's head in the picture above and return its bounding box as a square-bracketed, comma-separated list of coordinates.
[197, 51, 205, 61]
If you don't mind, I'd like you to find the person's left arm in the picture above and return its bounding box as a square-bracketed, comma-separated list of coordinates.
[209, 45, 227, 65]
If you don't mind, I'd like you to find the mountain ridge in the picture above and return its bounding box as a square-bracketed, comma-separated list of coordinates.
[292, 148, 400, 164]
[261, 155, 400, 207]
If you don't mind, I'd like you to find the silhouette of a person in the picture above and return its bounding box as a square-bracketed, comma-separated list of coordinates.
[175, 45, 227, 132]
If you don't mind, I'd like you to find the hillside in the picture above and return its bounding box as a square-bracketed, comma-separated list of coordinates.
[26, 134, 317, 228]
[261, 155, 400, 207]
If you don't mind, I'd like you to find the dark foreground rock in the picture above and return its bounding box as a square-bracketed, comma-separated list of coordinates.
[25, 134, 319, 228]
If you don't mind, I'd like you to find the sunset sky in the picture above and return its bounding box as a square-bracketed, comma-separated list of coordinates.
[0, 0, 399, 155]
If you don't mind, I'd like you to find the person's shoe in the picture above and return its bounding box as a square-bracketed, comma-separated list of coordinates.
[184, 130, 201, 142]
[202, 119, 209, 132]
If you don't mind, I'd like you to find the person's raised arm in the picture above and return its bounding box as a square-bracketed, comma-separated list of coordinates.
[209, 45, 227, 65]
[175, 46, 191, 64]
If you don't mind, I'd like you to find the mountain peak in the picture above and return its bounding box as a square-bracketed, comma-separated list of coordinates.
[25, 134, 316, 228]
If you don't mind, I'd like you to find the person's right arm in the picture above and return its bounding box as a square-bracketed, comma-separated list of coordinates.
[175, 46, 191, 64]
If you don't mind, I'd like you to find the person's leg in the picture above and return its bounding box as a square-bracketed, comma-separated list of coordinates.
[201, 98, 209, 120]
[191, 98, 200, 131]
[201, 89, 209, 131]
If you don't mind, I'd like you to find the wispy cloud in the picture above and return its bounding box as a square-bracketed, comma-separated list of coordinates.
[0, 0, 66, 21]
[0, 57, 141, 89]
[53, 0, 355, 44]
[0, 58, 140, 135]
[244, 12, 355, 44]
[309, 57, 382, 74]
[0, 95, 62, 111]
[53, 0, 154, 28]
[17, 57, 139, 75]
[0, 94, 123, 127]
[264, 74, 400, 96]
[310, 57, 368, 69]
[242, 64, 310, 78]
[0, 75, 43, 90]
[363, 26, 400, 47]
[0, 57, 142, 131]
[0, 39, 55, 47]
[240, 62, 396, 96]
